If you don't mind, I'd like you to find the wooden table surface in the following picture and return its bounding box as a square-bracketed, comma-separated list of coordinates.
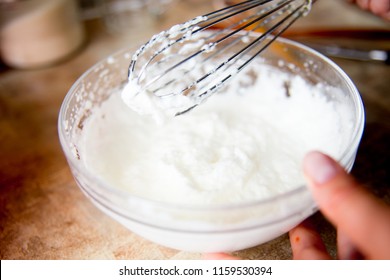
[1, 0, 389, 259]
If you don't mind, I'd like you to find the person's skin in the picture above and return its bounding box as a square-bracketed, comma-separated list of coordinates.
[348, 0, 390, 19]
[205, 151, 390, 260]
[204, 0, 390, 261]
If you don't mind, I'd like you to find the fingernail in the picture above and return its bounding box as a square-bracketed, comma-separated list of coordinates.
[303, 151, 339, 185]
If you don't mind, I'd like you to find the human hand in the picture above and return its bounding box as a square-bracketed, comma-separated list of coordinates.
[205, 151, 390, 260]
[290, 151, 390, 259]
[348, 0, 390, 20]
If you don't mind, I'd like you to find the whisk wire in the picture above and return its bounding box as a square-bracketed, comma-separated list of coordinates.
[148, 1, 294, 96]
[237, 2, 309, 71]
[202, 0, 274, 28]
[134, 0, 284, 85]
[161, 1, 304, 100]
[127, 0, 314, 116]
[192, 3, 308, 105]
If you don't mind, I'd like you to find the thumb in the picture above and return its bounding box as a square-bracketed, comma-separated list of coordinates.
[303, 151, 390, 259]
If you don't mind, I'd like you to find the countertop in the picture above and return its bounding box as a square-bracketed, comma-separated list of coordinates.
[1, 0, 389, 259]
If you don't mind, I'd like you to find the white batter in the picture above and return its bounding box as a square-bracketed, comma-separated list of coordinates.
[80, 62, 351, 206]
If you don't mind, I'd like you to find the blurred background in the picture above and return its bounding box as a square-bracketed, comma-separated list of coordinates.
[0, 0, 389, 259]
[1, 0, 389, 69]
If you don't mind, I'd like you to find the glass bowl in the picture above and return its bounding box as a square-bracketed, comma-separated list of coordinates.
[58, 35, 364, 253]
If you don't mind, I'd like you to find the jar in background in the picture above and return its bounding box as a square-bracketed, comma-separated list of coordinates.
[0, 0, 85, 69]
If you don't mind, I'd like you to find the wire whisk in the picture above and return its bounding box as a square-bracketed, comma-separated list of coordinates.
[124, 0, 314, 116]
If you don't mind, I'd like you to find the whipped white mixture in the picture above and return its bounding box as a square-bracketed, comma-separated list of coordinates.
[80, 62, 351, 206]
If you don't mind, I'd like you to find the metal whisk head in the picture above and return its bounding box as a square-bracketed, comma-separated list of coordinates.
[125, 0, 314, 116]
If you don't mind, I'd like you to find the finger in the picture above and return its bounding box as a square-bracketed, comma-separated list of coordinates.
[289, 219, 331, 260]
[369, 0, 390, 19]
[370, 0, 390, 12]
[203, 253, 240, 260]
[303, 151, 390, 259]
[355, 0, 390, 19]
[337, 230, 364, 260]
[356, 0, 371, 10]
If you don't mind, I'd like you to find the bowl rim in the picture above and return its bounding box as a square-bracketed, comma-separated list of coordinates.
[58, 35, 365, 212]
